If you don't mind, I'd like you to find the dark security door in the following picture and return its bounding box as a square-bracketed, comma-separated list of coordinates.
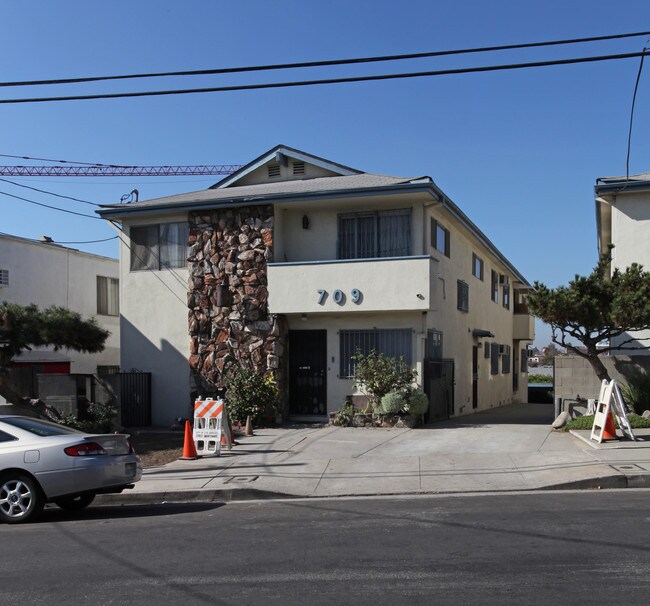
[472, 345, 479, 409]
[289, 330, 327, 416]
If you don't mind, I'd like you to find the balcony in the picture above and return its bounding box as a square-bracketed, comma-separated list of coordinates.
[268, 256, 435, 314]
[513, 311, 535, 340]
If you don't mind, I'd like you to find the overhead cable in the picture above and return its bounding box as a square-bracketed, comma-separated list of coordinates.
[0, 177, 100, 206]
[0, 189, 101, 219]
[1, 31, 649, 88]
[0, 50, 648, 105]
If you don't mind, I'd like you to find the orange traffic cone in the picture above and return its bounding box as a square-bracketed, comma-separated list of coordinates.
[179, 420, 199, 460]
[602, 413, 618, 441]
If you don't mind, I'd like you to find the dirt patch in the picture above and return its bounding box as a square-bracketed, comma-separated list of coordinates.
[128, 431, 184, 468]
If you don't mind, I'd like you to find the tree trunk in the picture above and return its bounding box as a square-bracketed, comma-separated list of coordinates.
[586, 353, 611, 383]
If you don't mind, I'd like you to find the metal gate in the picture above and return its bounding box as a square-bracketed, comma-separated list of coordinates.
[288, 330, 327, 416]
[423, 359, 455, 422]
[118, 372, 152, 427]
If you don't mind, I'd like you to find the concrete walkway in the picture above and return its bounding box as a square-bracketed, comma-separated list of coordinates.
[98, 403, 650, 506]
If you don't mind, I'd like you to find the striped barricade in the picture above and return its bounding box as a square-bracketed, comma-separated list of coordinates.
[193, 397, 224, 456]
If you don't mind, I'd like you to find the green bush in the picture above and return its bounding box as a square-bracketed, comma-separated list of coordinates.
[224, 366, 279, 424]
[379, 390, 408, 414]
[406, 388, 429, 415]
[352, 349, 417, 413]
[59, 401, 117, 434]
[333, 402, 356, 426]
[528, 373, 553, 383]
[621, 371, 650, 415]
[562, 413, 650, 431]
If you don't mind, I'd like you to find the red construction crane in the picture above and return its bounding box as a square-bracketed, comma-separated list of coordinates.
[0, 164, 243, 176]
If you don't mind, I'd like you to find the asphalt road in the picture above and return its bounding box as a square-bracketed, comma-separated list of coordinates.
[3, 491, 650, 605]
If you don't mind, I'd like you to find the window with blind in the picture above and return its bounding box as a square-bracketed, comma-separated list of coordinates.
[97, 276, 119, 316]
[339, 328, 412, 379]
[457, 280, 469, 312]
[130, 222, 189, 271]
[337, 209, 411, 259]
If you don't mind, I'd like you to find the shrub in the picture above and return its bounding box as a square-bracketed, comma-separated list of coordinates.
[59, 401, 117, 434]
[379, 390, 408, 414]
[528, 373, 553, 383]
[621, 371, 650, 415]
[224, 365, 279, 424]
[406, 387, 429, 415]
[352, 349, 417, 412]
[562, 413, 650, 431]
[333, 402, 356, 426]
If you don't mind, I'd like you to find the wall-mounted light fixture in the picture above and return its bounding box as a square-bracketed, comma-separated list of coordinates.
[302, 215, 310, 229]
[301, 313, 308, 321]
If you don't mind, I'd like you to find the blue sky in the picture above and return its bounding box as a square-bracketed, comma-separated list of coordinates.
[2, 1, 649, 348]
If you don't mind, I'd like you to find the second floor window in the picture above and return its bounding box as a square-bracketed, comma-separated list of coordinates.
[338, 209, 411, 259]
[457, 280, 469, 312]
[130, 222, 189, 271]
[472, 254, 484, 280]
[431, 218, 450, 257]
[97, 276, 119, 316]
[491, 270, 499, 303]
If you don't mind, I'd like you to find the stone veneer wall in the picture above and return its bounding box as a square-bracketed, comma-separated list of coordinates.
[187, 206, 287, 409]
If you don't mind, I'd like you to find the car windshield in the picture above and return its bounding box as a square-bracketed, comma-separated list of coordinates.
[1, 417, 83, 437]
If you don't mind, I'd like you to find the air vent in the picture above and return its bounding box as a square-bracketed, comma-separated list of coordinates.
[293, 161, 305, 175]
[267, 164, 281, 178]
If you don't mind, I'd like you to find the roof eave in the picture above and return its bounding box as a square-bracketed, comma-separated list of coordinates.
[96, 182, 438, 220]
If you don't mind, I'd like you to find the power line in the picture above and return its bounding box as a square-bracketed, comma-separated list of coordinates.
[0, 177, 100, 206]
[0, 50, 647, 105]
[0, 189, 101, 219]
[1, 31, 649, 88]
[53, 236, 118, 244]
[0, 152, 128, 167]
[626, 46, 648, 180]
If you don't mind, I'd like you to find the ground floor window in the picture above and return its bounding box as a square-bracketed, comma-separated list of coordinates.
[339, 328, 412, 379]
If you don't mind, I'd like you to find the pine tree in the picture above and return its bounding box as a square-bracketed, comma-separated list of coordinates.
[527, 245, 650, 382]
[0, 303, 109, 403]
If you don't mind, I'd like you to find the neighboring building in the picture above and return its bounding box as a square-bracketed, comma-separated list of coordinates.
[98, 145, 534, 425]
[0, 233, 120, 374]
[595, 172, 650, 353]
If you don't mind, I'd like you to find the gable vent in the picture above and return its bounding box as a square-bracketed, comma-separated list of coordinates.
[267, 164, 281, 178]
[292, 161, 305, 175]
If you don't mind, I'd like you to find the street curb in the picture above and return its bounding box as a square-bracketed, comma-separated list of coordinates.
[94, 473, 650, 507]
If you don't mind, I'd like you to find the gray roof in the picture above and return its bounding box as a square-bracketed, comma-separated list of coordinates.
[595, 171, 650, 194]
[99, 173, 428, 212]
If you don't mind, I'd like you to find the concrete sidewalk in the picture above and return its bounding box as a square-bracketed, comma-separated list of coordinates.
[98, 403, 650, 506]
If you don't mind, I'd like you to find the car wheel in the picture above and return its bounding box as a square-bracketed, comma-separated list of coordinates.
[54, 492, 96, 511]
[0, 474, 45, 524]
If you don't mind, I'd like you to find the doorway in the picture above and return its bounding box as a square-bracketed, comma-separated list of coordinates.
[288, 330, 327, 416]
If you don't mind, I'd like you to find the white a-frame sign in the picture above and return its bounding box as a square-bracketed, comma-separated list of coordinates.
[590, 379, 636, 444]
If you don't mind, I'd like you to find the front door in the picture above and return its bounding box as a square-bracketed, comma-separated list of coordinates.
[472, 346, 479, 409]
[288, 330, 327, 416]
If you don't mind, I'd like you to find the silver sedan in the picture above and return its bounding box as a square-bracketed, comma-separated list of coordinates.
[0, 415, 142, 524]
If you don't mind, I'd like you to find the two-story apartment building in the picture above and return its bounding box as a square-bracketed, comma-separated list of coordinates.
[595, 171, 650, 353]
[98, 145, 534, 425]
[0, 233, 120, 375]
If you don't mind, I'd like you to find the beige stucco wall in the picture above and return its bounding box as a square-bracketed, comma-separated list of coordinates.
[421, 204, 529, 414]
[118, 215, 191, 425]
[608, 190, 650, 352]
[0, 234, 119, 373]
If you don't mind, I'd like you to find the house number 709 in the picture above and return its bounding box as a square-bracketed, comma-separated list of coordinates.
[317, 288, 362, 305]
